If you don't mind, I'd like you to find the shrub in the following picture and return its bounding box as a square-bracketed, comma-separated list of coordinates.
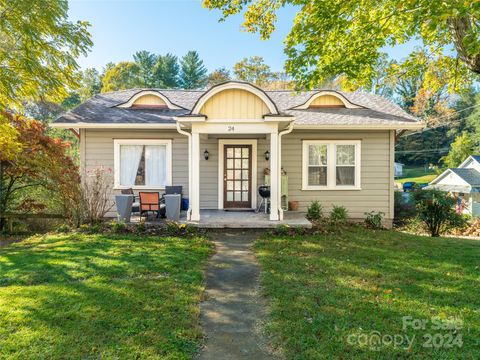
[56, 224, 71, 234]
[274, 224, 290, 236]
[110, 219, 127, 234]
[306, 201, 323, 221]
[416, 190, 466, 237]
[329, 205, 348, 226]
[83, 167, 113, 224]
[78, 222, 102, 234]
[364, 211, 385, 229]
[135, 218, 146, 233]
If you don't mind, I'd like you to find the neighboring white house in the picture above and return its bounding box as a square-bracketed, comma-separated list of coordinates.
[426, 155, 480, 217]
[394, 162, 404, 177]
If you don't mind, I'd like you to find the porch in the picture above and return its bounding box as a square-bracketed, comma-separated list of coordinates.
[130, 210, 312, 229]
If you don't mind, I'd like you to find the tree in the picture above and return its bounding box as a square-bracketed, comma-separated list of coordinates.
[233, 56, 274, 86]
[466, 91, 480, 135]
[179, 51, 208, 89]
[133, 51, 157, 87]
[203, 1, 480, 90]
[0, 111, 82, 230]
[101, 62, 142, 92]
[441, 132, 479, 169]
[0, 0, 92, 108]
[154, 53, 180, 88]
[78, 68, 102, 101]
[207, 68, 231, 86]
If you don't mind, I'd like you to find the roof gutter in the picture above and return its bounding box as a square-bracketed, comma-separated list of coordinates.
[293, 123, 424, 130]
[277, 122, 294, 220]
[50, 122, 177, 129]
[176, 122, 192, 221]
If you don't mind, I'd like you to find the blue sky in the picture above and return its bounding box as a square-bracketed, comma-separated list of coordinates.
[68, 0, 417, 73]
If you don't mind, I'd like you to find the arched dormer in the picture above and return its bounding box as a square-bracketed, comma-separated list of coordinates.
[294, 91, 363, 110]
[191, 82, 278, 119]
[117, 90, 182, 109]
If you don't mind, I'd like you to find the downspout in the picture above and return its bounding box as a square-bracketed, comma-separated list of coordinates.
[277, 121, 294, 221]
[176, 122, 192, 220]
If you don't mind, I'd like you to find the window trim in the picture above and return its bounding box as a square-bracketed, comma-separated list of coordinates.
[114, 139, 172, 190]
[302, 140, 361, 190]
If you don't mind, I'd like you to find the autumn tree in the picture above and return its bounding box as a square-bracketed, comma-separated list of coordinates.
[207, 68, 231, 86]
[0, 0, 92, 108]
[203, 0, 480, 90]
[0, 112, 83, 230]
[233, 56, 275, 86]
[101, 62, 142, 92]
[179, 51, 208, 89]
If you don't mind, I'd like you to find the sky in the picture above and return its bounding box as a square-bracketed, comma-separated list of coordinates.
[68, 0, 418, 73]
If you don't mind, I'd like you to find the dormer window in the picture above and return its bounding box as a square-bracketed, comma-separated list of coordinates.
[308, 95, 346, 108]
[293, 91, 362, 110]
[116, 90, 182, 109]
[131, 94, 168, 108]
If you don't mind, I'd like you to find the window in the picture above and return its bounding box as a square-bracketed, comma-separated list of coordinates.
[302, 140, 361, 190]
[114, 139, 172, 189]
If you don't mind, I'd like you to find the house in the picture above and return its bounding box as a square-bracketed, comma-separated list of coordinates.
[394, 162, 404, 177]
[52, 81, 422, 226]
[426, 155, 480, 217]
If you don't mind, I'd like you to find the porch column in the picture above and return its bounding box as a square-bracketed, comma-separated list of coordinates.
[190, 131, 201, 221]
[269, 131, 280, 221]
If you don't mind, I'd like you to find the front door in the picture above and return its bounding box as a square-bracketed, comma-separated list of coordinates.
[223, 145, 252, 209]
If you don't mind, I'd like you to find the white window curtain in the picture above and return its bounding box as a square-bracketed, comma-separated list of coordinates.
[120, 145, 143, 186]
[145, 145, 166, 187]
[336, 144, 356, 186]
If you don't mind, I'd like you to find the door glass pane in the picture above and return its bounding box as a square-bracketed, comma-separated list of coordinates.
[227, 148, 234, 158]
[235, 170, 241, 179]
[242, 159, 249, 168]
[227, 192, 234, 201]
[235, 148, 241, 157]
[242, 148, 249, 158]
[242, 181, 248, 191]
[336, 145, 355, 165]
[308, 166, 327, 186]
[227, 170, 233, 179]
[234, 191, 241, 201]
[227, 159, 234, 169]
[309, 144, 327, 165]
[336, 167, 355, 185]
[242, 191, 249, 201]
[235, 159, 242, 168]
[234, 181, 241, 190]
[227, 181, 234, 190]
[242, 170, 249, 180]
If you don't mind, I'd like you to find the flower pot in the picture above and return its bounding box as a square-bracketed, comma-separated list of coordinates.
[288, 201, 299, 211]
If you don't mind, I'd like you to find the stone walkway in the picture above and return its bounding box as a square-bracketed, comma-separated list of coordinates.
[197, 230, 278, 360]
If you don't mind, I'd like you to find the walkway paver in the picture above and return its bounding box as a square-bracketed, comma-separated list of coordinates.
[197, 230, 278, 360]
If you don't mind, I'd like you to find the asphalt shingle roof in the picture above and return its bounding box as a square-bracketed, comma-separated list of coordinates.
[54, 83, 419, 127]
[450, 168, 480, 186]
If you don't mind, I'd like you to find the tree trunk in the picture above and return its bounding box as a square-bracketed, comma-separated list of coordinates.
[448, 16, 480, 74]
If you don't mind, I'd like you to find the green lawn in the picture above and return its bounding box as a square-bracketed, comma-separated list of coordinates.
[255, 227, 480, 359]
[397, 166, 437, 184]
[0, 233, 213, 359]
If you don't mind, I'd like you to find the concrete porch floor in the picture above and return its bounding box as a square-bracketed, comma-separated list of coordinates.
[130, 210, 312, 229]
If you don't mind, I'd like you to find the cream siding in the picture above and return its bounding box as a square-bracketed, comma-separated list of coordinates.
[310, 95, 345, 107]
[281, 130, 393, 220]
[82, 128, 394, 221]
[132, 94, 167, 106]
[200, 89, 270, 119]
[83, 129, 188, 217]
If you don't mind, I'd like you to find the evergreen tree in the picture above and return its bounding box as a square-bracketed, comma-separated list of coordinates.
[179, 51, 208, 89]
[155, 54, 180, 88]
[133, 51, 157, 87]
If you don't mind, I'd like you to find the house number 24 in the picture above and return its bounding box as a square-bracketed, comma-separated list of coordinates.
[227, 125, 235, 132]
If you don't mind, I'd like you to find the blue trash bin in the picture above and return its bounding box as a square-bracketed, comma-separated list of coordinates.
[181, 198, 189, 211]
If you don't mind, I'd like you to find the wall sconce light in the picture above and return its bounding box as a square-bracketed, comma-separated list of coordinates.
[204, 149, 209, 160]
[264, 150, 270, 161]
